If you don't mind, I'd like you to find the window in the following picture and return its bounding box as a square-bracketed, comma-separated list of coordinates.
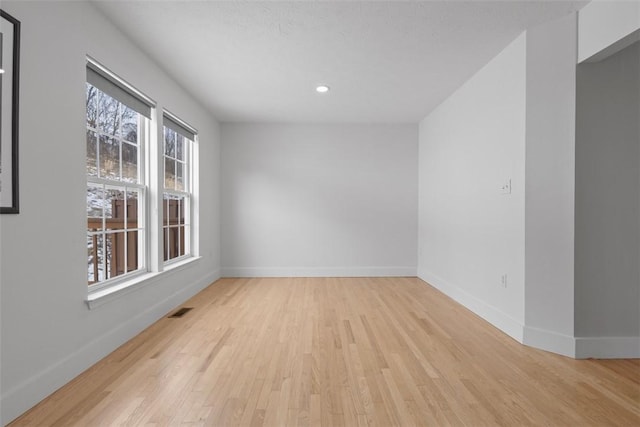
[85, 59, 199, 299]
[86, 60, 153, 288]
[162, 113, 196, 262]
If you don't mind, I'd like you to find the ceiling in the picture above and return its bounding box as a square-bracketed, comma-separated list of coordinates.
[92, 1, 587, 124]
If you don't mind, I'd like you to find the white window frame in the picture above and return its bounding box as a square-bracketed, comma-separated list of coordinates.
[86, 179, 148, 292]
[86, 58, 155, 293]
[162, 111, 197, 265]
[85, 59, 201, 308]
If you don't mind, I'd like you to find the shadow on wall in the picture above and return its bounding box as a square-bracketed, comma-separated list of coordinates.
[575, 41, 640, 338]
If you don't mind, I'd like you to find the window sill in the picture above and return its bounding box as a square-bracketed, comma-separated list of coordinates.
[86, 256, 201, 310]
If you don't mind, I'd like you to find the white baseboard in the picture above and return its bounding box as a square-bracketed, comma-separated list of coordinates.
[417, 269, 639, 360]
[0, 269, 220, 426]
[523, 326, 576, 358]
[417, 269, 524, 343]
[221, 266, 417, 278]
[575, 336, 640, 359]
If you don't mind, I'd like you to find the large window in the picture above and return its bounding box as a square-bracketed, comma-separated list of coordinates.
[85, 59, 199, 296]
[86, 60, 153, 288]
[162, 114, 196, 262]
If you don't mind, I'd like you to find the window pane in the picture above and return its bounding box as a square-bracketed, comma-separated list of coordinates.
[98, 91, 119, 136]
[106, 231, 127, 279]
[163, 196, 169, 227]
[176, 226, 182, 258]
[121, 106, 138, 143]
[179, 226, 186, 257]
[178, 197, 185, 225]
[122, 142, 138, 183]
[104, 189, 126, 231]
[86, 84, 98, 130]
[164, 127, 176, 157]
[86, 131, 98, 177]
[126, 230, 139, 272]
[174, 197, 181, 226]
[166, 195, 174, 225]
[87, 235, 98, 284]
[126, 189, 140, 226]
[88, 191, 141, 285]
[163, 193, 187, 262]
[99, 136, 120, 180]
[176, 134, 185, 161]
[164, 226, 182, 261]
[163, 227, 170, 261]
[87, 185, 104, 231]
[176, 162, 184, 191]
[164, 194, 182, 225]
[165, 158, 175, 190]
[95, 234, 107, 283]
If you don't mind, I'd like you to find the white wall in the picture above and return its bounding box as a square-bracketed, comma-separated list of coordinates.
[523, 13, 577, 357]
[221, 124, 417, 277]
[418, 7, 638, 359]
[0, 2, 221, 424]
[575, 42, 640, 354]
[418, 34, 527, 341]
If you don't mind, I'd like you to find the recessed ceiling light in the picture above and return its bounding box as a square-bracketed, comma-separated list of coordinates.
[0, 69, 4, 74]
[316, 85, 330, 93]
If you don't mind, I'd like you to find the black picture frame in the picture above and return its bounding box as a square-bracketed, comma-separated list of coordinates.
[0, 9, 20, 214]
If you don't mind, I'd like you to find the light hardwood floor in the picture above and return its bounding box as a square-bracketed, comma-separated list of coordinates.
[10, 277, 640, 426]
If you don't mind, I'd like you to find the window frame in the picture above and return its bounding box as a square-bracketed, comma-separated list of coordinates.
[85, 58, 155, 292]
[84, 58, 201, 306]
[86, 178, 148, 292]
[162, 111, 197, 265]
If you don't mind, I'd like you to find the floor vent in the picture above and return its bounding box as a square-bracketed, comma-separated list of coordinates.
[169, 307, 193, 318]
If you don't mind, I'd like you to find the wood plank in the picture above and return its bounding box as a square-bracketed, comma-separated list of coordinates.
[9, 277, 640, 426]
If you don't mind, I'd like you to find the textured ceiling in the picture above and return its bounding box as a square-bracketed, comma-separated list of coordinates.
[92, 1, 586, 123]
